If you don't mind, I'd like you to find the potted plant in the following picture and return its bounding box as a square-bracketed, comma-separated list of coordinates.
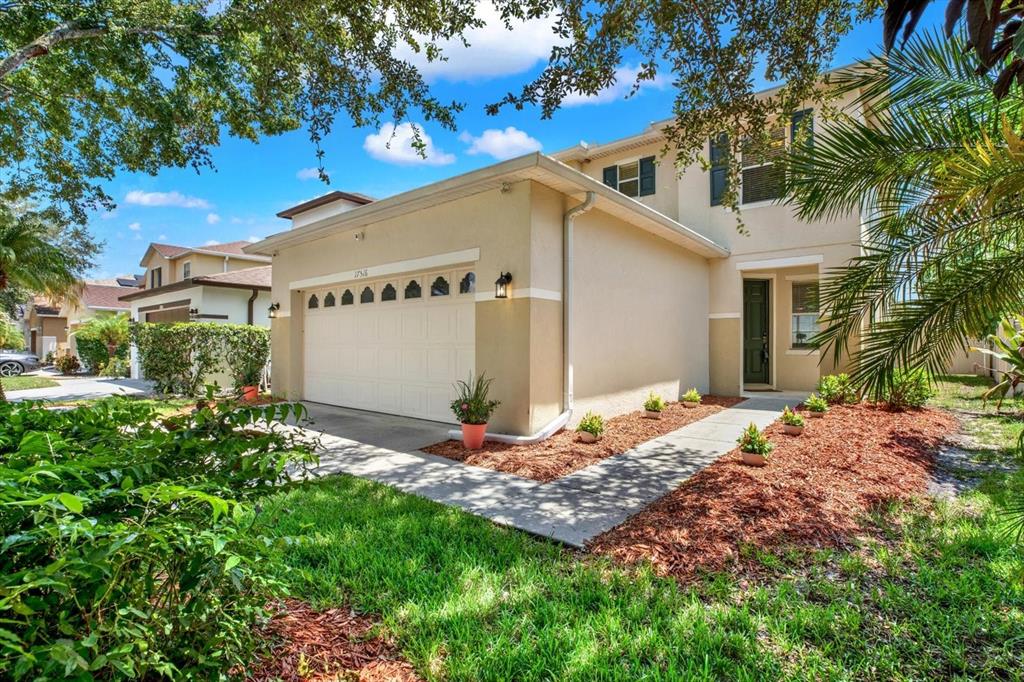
[805, 393, 828, 418]
[234, 361, 264, 402]
[737, 422, 773, 467]
[681, 388, 702, 408]
[576, 411, 605, 443]
[643, 392, 666, 419]
[451, 373, 501, 449]
[780, 406, 805, 435]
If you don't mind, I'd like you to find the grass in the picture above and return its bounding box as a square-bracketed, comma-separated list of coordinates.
[1, 375, 58, 391]
[931, 374, 1023, 461]
[264, 478, 1024, 680]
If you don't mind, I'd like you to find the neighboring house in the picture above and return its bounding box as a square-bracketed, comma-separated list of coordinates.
[22, 296, 66, 358]
[21, 278, 142, 357]
[245, 89, 870, 436]
[119, 240, 273, 325]
[62, 281, 138, 356]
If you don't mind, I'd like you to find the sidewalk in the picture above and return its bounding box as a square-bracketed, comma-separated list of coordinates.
[306, 395, 797, 547]
[8, 375, 153, 402]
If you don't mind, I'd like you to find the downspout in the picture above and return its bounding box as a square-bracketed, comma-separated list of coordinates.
[246, 288, 258, 325]
[459, 191, 597, 445]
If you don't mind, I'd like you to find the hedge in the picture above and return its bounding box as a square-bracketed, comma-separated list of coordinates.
[131, 322, 270, 396]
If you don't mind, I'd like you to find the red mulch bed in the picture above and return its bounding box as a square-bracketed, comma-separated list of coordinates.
[244, 600, 421, 682]
[422, 396, 745, 482]
[590, 404, 958, 582]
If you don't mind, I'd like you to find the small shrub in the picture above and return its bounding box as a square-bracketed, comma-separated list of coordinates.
[644, 392, 666, 412]
[54, 353, 81, 375]
[885, 368, 934, 410]
[817, 373, 858, 404]
[576, 411, 605, 437]
[43, 351, 55, 365]
[451, 373, 501, 424]
[805, 393, 829, 413]
[737, 422, 773, 455]
[99, 355, 130, 378]
[682, 388, 702, 403]
[781, 406, 805, 427]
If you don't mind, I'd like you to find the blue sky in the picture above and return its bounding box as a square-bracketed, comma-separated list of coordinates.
[87, 3, 945, 279]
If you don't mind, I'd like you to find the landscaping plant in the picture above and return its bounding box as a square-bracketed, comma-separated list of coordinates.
[576, 411, 606, 439]
[644, 392, 667, 413]
[682, 388, 702, 405]
[74, 314, 130, 373]
[884, 368, 934, 411]
[816, 373, 857, 405]
[0, 397, 318, 679]
[805, 393, 829, 415]
[53, 352, 80, 375]
[737, 423, 773, 455]
[781, 406, 805, 427]
[450, 373, 500, 425]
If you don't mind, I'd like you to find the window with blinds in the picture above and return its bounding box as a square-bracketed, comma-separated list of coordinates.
[791, 281, 819, 348]
[741, 126, 787, 204]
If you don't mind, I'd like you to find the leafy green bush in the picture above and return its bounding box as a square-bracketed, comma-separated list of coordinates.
[781, 406, 805, 427]
[737, 422, 773, 455]
[131, 323, 270, 396]
[644, 392, 666, 412]
[805, 393, 829, 413]
[576, 411, 605, 437]
[74, 335, 111, 373]
[98, 355, 130, 377]
[0, 314, 23, 349]
[450, 373, 501, 424]
[0, 398, 317, 680]
[884, 368, 934, 410]
[682, 388, 702, 403]
[53, 352, 80, 375]
[817, 373, 858, 404]
[75, 314, 130, 373]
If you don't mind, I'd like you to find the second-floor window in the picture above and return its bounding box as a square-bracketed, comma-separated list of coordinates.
[710, 109, 813, 206]
[602, 156, 656, 198]
[150, 267, 162, 289]
[182, 262, 191, 279]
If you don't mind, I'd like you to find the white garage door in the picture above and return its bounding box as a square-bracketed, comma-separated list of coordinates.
[302, 268, 476, 423]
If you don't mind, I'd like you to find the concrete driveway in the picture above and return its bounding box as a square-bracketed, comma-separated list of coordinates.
[301, 402, 452, 452]
[7, 374, 153, 402]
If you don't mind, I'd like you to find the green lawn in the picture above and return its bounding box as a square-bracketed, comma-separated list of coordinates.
[932, 374, 1024, 461]
[1, 375, 58, 392]
[264, 472, 1024, 679]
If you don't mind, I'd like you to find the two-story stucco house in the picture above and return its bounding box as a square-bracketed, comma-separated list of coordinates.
[119, 240, 273, 326]
[246, 92, 866, 438]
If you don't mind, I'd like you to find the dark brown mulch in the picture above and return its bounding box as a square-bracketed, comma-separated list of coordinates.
[590, 404, 958, 583]
[244, 600, 421, 682]
[422, 396, 745, 482]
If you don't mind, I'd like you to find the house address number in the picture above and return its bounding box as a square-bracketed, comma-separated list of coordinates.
[353, 268, 369, 279]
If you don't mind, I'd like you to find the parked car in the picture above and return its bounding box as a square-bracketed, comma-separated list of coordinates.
[0, 350, 40, 377]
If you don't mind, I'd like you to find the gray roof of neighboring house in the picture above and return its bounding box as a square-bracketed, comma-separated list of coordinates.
[118, 265, 271, 302]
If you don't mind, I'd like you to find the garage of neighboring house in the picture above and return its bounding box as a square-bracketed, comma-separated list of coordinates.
[302, 269, 476, 423]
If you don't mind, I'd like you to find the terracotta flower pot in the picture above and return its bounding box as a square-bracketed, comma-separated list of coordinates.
[578, 431, 598, 443]
[644, 410, 662, 419]
[683, 401, 699, 408]
[809, 410, 825, 418]
[783, 424, 804, 436]
[741, 451, 768, 467]
[461, 423, 488, 449]
[242, 385, 259, 402]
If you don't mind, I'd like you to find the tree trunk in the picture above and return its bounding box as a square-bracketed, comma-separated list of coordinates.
[0, 376, 7, 403]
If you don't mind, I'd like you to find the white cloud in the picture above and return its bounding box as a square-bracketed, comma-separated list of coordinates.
[206, 212, 221, 225]
[204, 239, 220, 246]
[247, 235, 262, 243]
[124, 190, 212, 209]
[158, 234, 168, 241]
[127, 221, 141, 231]
[395, 2, 561, 82]
[296, 167, 322, 181]
[363, 122, 455, 166]
[561, 65, 671, 107]
[459, 127, 542, 160]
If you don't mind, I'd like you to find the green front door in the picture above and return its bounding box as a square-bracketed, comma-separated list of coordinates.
[743, 279, 770, 384]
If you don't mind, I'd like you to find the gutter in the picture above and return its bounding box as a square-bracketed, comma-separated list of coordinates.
[246, 288, 259, 325]
[449, 191, 598, 445]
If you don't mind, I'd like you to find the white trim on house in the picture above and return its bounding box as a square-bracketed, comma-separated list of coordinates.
[735, 254, 823, 271]
[288, 248, 480, 291]
[708, 312, 740, 319]
[474, 288, 562, 303]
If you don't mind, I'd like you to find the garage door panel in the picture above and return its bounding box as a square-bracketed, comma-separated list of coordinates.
[303, 271, 475, 424]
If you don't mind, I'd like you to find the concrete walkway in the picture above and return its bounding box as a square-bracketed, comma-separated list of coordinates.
[8, 374, 153, 401]
[304, 395, 800, 547]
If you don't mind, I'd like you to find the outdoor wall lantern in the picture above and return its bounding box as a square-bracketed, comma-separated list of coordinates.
[494, 272, 513, 299]
[188, 307, 199, 321]
[268, 302, 280, 319]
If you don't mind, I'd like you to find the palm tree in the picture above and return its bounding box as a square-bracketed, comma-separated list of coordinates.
[0, 207, 79, 401]
[784, 31, 1024, 398]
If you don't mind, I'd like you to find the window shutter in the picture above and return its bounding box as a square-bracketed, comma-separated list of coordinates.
[638, 156, 656, 196]
[791, 108, 813, 145]
[602, 165, 618, 188]
[709, 134, 729, 206]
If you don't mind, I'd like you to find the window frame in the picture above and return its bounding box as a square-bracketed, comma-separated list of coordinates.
[150, 267, 162, 289]
[182, 261, 191, 279]
[790, 280, 819, 349]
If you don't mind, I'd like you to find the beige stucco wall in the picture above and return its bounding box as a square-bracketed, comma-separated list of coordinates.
[571, 207, 710, 417]
[142, 251, 266, 285]
[576, 140, 680, 221]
